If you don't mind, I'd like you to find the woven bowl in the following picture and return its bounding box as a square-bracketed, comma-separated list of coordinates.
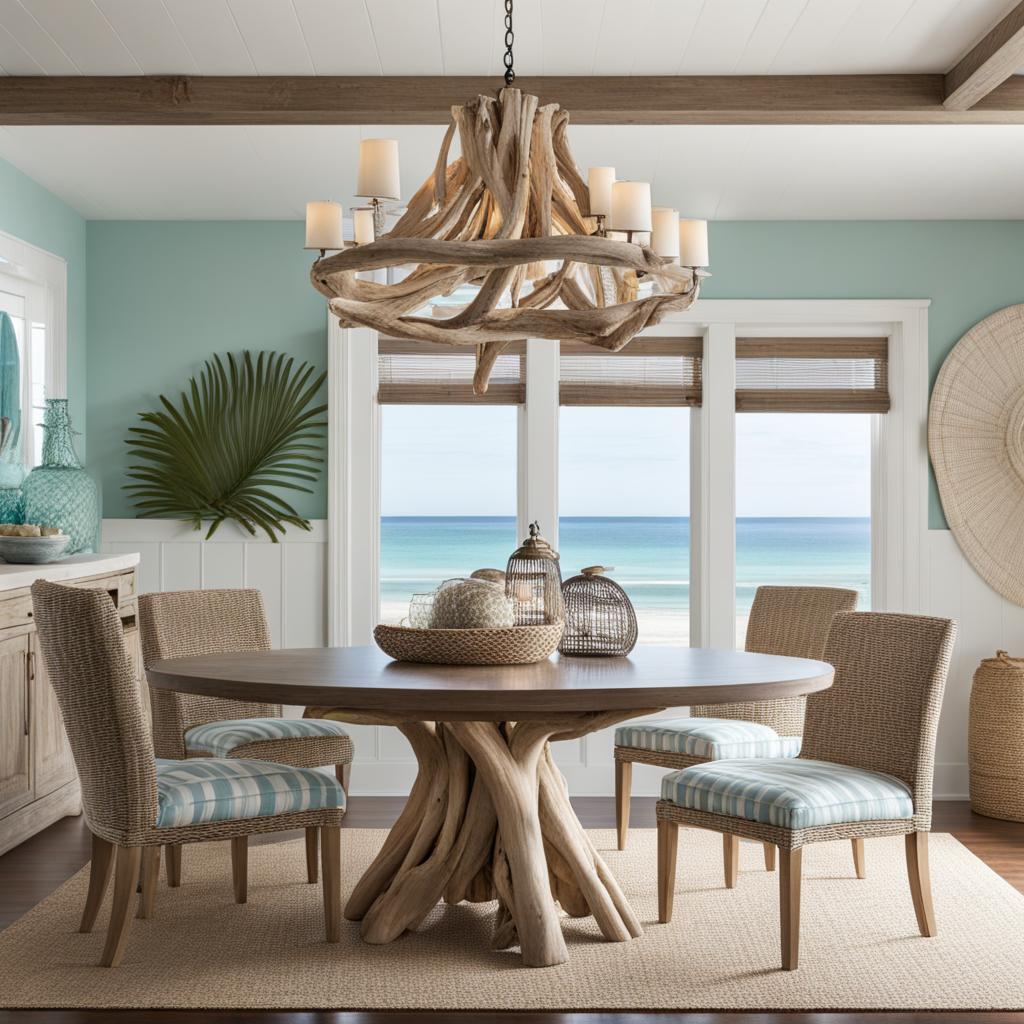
[374, 622, 564, 666]
[0, 534, 71, 564]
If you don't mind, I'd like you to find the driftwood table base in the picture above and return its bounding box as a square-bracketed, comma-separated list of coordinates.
[307, 708, 659, 968]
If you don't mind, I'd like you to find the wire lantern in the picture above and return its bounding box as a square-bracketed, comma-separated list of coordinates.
[505, 522, 564, 626]
[559, 565, 638, 657]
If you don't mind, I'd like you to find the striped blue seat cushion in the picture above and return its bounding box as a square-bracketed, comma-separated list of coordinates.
[616, 717, 802, 760]
[185, 717, 351, 758]
[155, 758, 345, 829]
[661, 758, 913, 830]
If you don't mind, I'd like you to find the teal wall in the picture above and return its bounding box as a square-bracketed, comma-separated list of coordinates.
[85, 218, 1024, 525]
[86, 221, 326, 520]
[0, 158, 87, 457]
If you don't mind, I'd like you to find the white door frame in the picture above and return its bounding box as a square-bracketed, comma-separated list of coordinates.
[326, 299, 930, 654]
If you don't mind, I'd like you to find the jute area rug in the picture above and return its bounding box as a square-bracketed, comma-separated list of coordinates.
[1, 828, 1023, 1011]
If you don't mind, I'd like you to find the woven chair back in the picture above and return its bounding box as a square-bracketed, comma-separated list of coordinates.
[31, 580, 157, 845]
[691, 585, 858, 736]
[801, 611, 956, 828]
[139, 588, 279, 759]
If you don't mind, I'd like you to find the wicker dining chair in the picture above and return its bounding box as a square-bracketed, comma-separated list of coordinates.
[614, 585, 858, 878]
[138, 589, 354, 889]
[656, 611, 956, 970]
[31, 581, 346, 967]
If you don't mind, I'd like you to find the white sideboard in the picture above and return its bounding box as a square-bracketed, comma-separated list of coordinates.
[0, 552, 140, 855]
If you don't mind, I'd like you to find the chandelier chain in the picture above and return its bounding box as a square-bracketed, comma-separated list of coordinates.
[503, 0, 515, 86]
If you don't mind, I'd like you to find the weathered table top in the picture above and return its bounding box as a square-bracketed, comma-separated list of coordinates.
[147, 643, 834, 719]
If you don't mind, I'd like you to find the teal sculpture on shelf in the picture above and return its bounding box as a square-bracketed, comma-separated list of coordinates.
[0, 312, 25, 524]
[22, 399, 100, 553]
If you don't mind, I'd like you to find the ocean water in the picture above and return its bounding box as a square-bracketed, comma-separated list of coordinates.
[380, 516, 870, 644]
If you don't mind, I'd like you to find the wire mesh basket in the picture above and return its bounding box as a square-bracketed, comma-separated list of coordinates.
[559, 565, 638, 656]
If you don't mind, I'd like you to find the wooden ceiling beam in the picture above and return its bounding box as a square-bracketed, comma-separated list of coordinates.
[945, 0, 1024, 111]
[3, 74, 1024, 125]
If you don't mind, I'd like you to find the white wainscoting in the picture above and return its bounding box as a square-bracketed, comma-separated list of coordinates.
[103, 518, 986, 798]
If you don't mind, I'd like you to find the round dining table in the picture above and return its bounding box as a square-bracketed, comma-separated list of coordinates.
[147, 643, 833, 968]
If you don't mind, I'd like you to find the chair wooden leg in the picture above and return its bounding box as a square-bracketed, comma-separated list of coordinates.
[779, 846, 803, 971]
[335, 762, 351, 796]
[657, 817, 678, 923]
[905, 831, 937, 937]
[723, 833, 739, 888]
[851, 837, 866, 879]
[321, 824, 342, 943]
[614, 758, 632, 850]
[79, 833, 115, 934]
[100, 846, 142, 967]
[305, 827, 319, 884]
[165, 844, 181, 887]
[231, 836, 248, 904]
[763, 842, 776, 871]
[136, 846, 160, 919]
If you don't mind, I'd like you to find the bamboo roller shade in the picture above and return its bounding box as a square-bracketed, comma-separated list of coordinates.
[559, 338, 703, 407]
[735, 337, 889, 413]
[377, 336, 888, 412]
[378, 338, 526, 405]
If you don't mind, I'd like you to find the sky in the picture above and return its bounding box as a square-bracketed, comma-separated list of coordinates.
[379, 405, 871, 518]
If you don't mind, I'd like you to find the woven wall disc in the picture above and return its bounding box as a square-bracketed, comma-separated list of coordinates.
[929, 304, 1024, 605]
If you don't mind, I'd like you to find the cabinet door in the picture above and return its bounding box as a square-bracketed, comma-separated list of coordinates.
[0, 633, 32, 819]
[32, 634, 76, 798]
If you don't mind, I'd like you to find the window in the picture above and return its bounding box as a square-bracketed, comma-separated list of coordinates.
[332, 303, 925, 655]
[0, 274, 47, 467]
[734, 337, 882, 645]
[377, 339, 520, 625]
[558, 340, 699, 645]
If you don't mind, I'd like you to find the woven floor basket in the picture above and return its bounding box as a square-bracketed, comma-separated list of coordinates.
[374, 622, 564, 665]
[969, 650, 1024, 822]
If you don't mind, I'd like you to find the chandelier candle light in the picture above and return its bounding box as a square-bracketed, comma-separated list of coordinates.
[307, 0, 709, 395]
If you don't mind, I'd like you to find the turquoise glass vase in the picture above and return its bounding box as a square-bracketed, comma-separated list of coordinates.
[22, 400, 101, 554]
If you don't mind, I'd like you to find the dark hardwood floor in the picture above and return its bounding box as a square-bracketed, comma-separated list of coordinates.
[1, 797, 1022, 1024]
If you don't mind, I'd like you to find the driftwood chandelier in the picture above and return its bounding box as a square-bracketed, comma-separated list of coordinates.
[306, 0, 709, 396]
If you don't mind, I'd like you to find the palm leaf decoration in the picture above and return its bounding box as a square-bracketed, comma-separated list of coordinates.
[125, 351, 327, 542]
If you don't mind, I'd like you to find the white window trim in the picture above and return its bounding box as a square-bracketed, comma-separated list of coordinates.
[327, 298, 930, 648]
[327, 322, 379, 646]
[0, 228, 68, 404]
[518, 339, 559, 546]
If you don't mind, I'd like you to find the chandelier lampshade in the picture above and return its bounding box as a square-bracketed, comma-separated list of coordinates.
[356, 139, 401, 201]
[679, 218, 710, 268]
[610, 181, 652, 234]
[352, 207, 376, 245]
[304, 201, 344, 252]
[651, 208, 681, 260]
[587, 166, 616, 218]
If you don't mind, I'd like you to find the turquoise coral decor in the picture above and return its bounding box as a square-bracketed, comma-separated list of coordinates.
[0, 312, 25, 523]
[0, 311, 20, 452]
[124, 351, 327, 542]
[22, 399, 101, 553]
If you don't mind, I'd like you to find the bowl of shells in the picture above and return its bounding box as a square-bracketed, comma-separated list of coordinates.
[0, 524, 71, 564]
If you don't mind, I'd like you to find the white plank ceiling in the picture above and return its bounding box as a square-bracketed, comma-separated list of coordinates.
[0, 0, 1020, 77]
[3, 121, 1024, 221]
[1, 0, 1024, 220]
